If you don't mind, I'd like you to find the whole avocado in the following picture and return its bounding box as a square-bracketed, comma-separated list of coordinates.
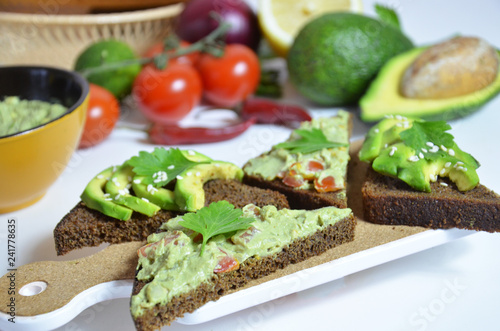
[287, 12, 414, 106]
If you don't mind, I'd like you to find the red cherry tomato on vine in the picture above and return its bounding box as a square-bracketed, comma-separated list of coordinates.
[196, 44, 260, 107]
[132, 63, 203, 124]
[143, 40, 200, 67]
[78, 83, 120, 149]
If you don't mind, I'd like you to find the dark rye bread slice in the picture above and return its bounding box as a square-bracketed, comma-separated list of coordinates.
[362, 167, 500, 232]
[132, 213, 356, 331]
[54, 179, 289, 255]
[243, 114, 352, 210]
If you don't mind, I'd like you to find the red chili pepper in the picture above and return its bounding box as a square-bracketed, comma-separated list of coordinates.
[241, 97, 312, 127]
[149, 117, 257, 145]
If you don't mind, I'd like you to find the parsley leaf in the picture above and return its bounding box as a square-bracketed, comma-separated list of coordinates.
[399, 120, 454, 160]
[127, 148, 207, 187]
[274, 128, 348, 154]
[179, 201, 255, 256]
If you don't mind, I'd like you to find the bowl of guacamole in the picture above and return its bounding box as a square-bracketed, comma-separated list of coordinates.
[0, 66, 89, 213]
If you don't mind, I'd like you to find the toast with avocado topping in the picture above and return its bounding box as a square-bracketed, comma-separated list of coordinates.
[130, 202, 356, 330]
[54, 148, 289, 255]
[359, 116, 500, 231]
[243, 110, 352, 210]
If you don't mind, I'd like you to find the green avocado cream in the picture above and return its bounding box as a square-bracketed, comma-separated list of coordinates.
[130, 204, 353, 318]
[243, 111, 350, 191]
[0, 96, 67, 137]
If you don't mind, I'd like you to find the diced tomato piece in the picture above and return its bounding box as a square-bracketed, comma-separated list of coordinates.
[282, 174, 306, 188]
[314, 176, 340, 193]
[307, 160, 324, 172]
[214, 249, 239, 273]
[236, 226, 260, 244]
[288, 162, 302, 176]
[137, 232, 180, 258]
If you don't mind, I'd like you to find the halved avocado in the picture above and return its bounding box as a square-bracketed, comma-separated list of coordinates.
[360, 47, 500, 122]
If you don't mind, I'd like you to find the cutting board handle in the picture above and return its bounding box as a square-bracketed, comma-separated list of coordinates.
[0, 241, 142, 318]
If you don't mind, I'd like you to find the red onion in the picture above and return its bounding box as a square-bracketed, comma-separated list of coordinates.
[175, 0, 261, 51]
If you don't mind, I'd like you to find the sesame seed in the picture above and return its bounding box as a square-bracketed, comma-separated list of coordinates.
[214, 163, 220, 167]
[196, 172, 201, 177]
[440, 145, 448, 152]
[176, 175, 183, 180]
[421, 148, 428, 153]
[429, 145, 439, 153]
[408, 155, 420, 162]
[374, 128, 380, 133]
[141, 197, 150, 203]
[112, 178, 120, 187]
[389, 146, 397, 156]
[105, 198, 113, 201]
[456, 166, 467, 172]
[419, 152, 425, 159]
[186, 172, 192, 176]
[114, 194, 121, 200]
[384, 143, 388, 148]
[448, 149, 455, 156]
[426, 142, 434, 147]
[118, 188, 129, 196]
[147, 184, 158, 194]
[188, 150, 195, 155]
[456, 161, 464, 166]
[430, 174, 437, 182]
[97, 174, 104, 179]
[385, 115, 394, 119]
[168, 165, 175, 170]
[133, 179, 142, 184]
[440, 182, 449, 187]
[103, 193, 110, 198]
[440, 168, 447, 175]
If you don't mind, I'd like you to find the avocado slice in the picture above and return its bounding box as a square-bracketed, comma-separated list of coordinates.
[174, 161, 244, 212]
[360, 47, 500, 122]
[105, 164, 161, 217]
[132, 175, 178, 211]
[80, 166, 133, 221]
[359, 118, 480, 192]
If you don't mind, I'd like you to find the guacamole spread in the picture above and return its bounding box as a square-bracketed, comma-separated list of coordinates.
[130, 203, 353, 318]
[244, 111, 350, 192]
[0, 96, 67, 137]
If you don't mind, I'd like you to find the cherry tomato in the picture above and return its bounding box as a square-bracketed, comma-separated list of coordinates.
[78, 83, 120, 149]
[143, 40, 199, 67]
[314, 176, 339, 193]
[196, 44, 260, 107]
[132, 63, 203, 124]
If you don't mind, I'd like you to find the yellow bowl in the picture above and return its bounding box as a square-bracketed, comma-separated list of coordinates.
[0, 66, 89, 213]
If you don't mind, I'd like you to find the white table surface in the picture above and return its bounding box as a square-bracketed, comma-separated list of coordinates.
[2, 0, 500, 330]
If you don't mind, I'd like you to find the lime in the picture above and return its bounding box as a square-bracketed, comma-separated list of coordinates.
[258, 0, 362, 57]
[74, 40, 141, 99]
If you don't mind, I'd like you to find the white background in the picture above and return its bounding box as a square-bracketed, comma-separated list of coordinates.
[1, 0, 500, 330]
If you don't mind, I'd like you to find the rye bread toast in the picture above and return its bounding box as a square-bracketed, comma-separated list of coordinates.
[54, 179, 289, 255]
[362, 167, 500, 232]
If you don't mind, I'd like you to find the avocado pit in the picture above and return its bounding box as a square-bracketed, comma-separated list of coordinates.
[400, 36, 499, 99]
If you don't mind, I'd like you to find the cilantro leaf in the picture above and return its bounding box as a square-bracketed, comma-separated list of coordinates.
[375, 4, 401, 30]
[127, 148, 207, 187]
[400, 120, 454, 160]
[274, 128, 347, 154]
[179, 201, 255, 256]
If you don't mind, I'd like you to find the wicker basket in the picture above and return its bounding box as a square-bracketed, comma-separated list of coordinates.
[0, 4, 184, 69]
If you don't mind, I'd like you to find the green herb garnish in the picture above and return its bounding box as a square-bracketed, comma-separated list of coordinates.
[179, 201, 255, 256]
[127, 148, 208, 187]
[400, 120, 454, 160]
[375, 4, 401, 30]
[275, 128, 348, 154]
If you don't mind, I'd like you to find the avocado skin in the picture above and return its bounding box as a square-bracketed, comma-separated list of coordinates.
[360, 48, 500, 122]
[287, 12, 414, 106]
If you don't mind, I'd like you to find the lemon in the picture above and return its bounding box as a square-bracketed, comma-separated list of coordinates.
[74, 40, 142, 99]
[258, 0, 363, 57]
